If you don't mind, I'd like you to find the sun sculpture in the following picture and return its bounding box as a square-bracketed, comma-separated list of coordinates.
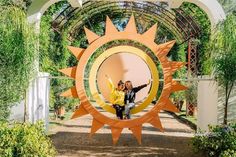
[59, 15, 187, 144]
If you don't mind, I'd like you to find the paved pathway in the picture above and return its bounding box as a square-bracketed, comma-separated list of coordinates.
[50, 107, 203, 157]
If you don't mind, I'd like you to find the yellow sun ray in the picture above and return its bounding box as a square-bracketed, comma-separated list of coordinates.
[60, 86, 78, 98]
[58, 66, 77, 79]
[130, 125, 142, 145]
[84, 27, 100, 44]
[67, 46, 85, 61]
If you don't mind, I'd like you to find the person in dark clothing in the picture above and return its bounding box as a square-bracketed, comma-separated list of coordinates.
[124, 80, 151, 119]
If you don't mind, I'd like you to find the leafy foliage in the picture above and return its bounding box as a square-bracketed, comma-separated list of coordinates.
[0, 0, 34, 10]
[180, 2, 211, 75]
[192, 123, 236, 157]
[39, 2, 79, 112]
[209, 14, 236, 124]
[0, 121, 56, 157]
[220, 149, 236, 157]
[185, 81, 197, 106]
[0, 3, 37, 121]
[218, 0, 236, 14]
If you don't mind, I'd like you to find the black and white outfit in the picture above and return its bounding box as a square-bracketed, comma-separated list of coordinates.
[124, 84, 147, 119]
[112, 104, 125, 119]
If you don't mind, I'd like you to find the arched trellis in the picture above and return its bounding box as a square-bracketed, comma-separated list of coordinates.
[27, 0, 225, 27]
[50, 1, 201, 74]
[51, 1, 200, 43]
[27, 0, 226, 75]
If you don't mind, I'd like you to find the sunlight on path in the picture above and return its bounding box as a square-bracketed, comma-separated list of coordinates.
[50, 106, 202, 157]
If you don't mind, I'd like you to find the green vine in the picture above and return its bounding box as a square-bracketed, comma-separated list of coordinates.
[0, 3, 37, 121]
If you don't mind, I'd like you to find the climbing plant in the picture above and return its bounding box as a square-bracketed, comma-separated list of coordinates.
[0, 2, 37, 121]
[39, 1, 79, 114]
[180, 2, 211, 75]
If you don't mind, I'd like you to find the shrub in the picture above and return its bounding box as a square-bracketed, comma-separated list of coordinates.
[0, 121, 56, 157]
[192, 123, 236, 157]
[220, 149, 236, 157]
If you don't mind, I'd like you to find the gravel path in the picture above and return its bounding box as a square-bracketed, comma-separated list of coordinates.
[50, 107, 204, 157]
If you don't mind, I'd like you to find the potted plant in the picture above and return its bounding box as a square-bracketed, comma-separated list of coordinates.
[53, 96, 67, 120]
[185, 82, 197, 116]
[171, 91, 185, 111]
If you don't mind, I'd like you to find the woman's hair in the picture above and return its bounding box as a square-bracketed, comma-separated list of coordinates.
[118, 80, 124, 86]
[125, 80, 133, 89]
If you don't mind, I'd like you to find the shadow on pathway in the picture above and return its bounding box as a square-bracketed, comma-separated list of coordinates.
[51, 131, 204, 157]
[49, 111, 204, 157]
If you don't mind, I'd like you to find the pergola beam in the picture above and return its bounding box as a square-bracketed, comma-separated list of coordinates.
[27, 0, 83, 23]
[157, 0, 226, 28]
[27, 0, 226, 29]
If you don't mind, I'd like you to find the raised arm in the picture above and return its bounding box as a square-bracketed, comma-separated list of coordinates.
[105, 75, 117, 104]
[105, 75, 115, 92]
[133, 80, 151, 93]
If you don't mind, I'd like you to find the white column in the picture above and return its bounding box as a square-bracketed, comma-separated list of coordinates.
[27, 78, 36, 123]
[68, 0, 83, 7]
[197, 76, 218, 131]
[27, 73, 50, 130]
[26, 16, 41, 123]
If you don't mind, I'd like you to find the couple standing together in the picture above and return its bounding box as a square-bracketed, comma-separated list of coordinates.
[106, 75, 150, 120]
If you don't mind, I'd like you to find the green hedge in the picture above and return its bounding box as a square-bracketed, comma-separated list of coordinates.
[192, 123, 236, 157]
[0, 122, 56, 157]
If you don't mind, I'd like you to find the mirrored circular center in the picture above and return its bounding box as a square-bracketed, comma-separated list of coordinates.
[97, 52, 152, 103]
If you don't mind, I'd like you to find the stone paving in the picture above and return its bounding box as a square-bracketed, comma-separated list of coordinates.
[50, 106, 204, 157]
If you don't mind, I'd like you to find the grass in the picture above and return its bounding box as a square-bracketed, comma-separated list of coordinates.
[48, 110, 73, 130]
[177, 104, 197, 126]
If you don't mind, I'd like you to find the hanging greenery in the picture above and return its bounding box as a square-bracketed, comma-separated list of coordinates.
[39, 1, 80, 114]
[0, 3, 37, 121]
